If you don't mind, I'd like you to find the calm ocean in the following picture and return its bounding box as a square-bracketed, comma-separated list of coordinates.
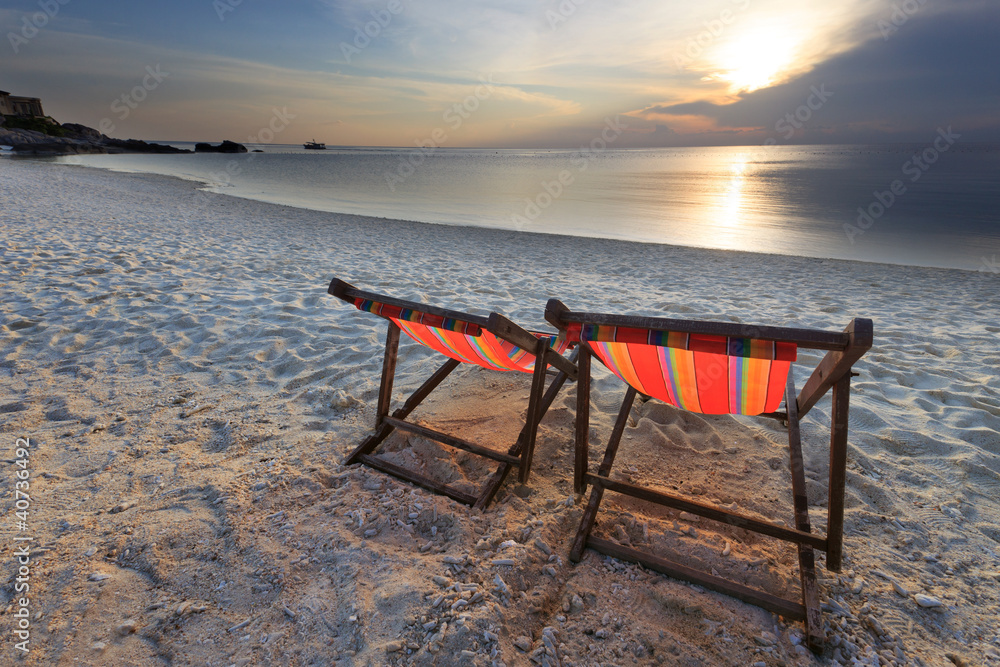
[58, 143, 1000, 271]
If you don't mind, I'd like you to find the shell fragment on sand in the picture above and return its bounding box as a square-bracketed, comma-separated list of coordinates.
[914, 594, 944, 608]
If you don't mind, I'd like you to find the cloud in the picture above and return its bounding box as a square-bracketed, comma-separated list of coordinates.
[2, 0, 997, 146]
[1, 22, 584, 145]
[627, 1, 1000, 144]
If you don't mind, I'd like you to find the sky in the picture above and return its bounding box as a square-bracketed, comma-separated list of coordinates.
[1, 0, 998, 147]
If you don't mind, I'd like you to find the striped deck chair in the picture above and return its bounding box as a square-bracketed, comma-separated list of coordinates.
[328, 279, 577, 509]
[545, 299, 872, 650]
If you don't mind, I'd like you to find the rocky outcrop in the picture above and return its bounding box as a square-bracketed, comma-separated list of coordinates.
[194, 140, 247, 153]
[8, 141, 110, 156]
[0, 119, 193, 155]
[104, 138, 190, 154]
[61, 123, 106, 142]
[0, 126, 64, 146]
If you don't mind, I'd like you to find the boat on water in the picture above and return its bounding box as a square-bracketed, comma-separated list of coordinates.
[303, 140, 326, 150]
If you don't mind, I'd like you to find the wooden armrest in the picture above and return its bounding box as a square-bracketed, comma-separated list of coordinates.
[489, 313, 577, 380]
[796, 318, 873, 419]
[327, 277, 490, 327]
[328, 277, 358, 304]
[544, 298, 572, 330]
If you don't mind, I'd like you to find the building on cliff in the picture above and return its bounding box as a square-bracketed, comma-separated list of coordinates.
[0, 90, 45, 117]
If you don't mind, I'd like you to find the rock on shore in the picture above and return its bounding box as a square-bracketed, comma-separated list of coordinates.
[6, 140, 111, 156]
[194, 140, 248, 153]
[0, 118, 201, 155]
[0, 125, 192, 155]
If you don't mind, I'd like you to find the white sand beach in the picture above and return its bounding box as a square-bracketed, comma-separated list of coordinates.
[1, 158, 999, 666]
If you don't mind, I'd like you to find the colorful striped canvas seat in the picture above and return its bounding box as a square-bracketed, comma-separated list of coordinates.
[566, 322, 796, 416]
[356, 298, 571, 374]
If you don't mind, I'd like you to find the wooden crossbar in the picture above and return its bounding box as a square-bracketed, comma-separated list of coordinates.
[586, 537, 807, 621]
[358, 454, 478, 506]
[584, 473, 828, 552]
[330, 278, 491, 328]
[383, 416, 522, 466]
[545, 299, 854, 351]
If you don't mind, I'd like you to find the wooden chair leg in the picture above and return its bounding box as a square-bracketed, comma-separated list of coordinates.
[826, 373, 851, 572]
[344, 356, 460, 465]
[518, 344, 549, 484]
[344, 423, 395, 467]
[574, 347, 591, 495]
[570, 385, 636, 561]
[570, 483, 605, 561]
[347, 334, 576, 510]
[602, 386, 636, 478]
[786, 375, 824, 650]
[474, 360, 575, 509]
[375, 322, 400, 429]
[345, 322, 399, 465]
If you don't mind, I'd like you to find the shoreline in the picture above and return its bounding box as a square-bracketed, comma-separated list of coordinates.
[3, 154, 992, 277]
[2, 158, 999, 666]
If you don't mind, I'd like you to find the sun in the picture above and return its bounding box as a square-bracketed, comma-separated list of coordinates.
[708, 29, 803, 93]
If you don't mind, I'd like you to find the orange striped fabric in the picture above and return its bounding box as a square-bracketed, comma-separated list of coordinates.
[567, 323, 795, 416]
[355, 298, 569, 374]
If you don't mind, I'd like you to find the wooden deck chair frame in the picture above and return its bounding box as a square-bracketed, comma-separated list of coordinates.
[329, 279, 577, 510]
[545, 299, 872, 650]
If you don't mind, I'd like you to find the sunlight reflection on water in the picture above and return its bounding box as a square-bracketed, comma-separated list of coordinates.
[58, 144, 1000, 270]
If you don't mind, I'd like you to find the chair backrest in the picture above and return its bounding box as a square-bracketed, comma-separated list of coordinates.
[565, 322, 795, 415]
[329, 279, 569, 374]
[356, 297, 567, 373]
[547, 299, 871, 419]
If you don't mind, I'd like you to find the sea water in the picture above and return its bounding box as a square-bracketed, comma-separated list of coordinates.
[56, 143, 1000, 271]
